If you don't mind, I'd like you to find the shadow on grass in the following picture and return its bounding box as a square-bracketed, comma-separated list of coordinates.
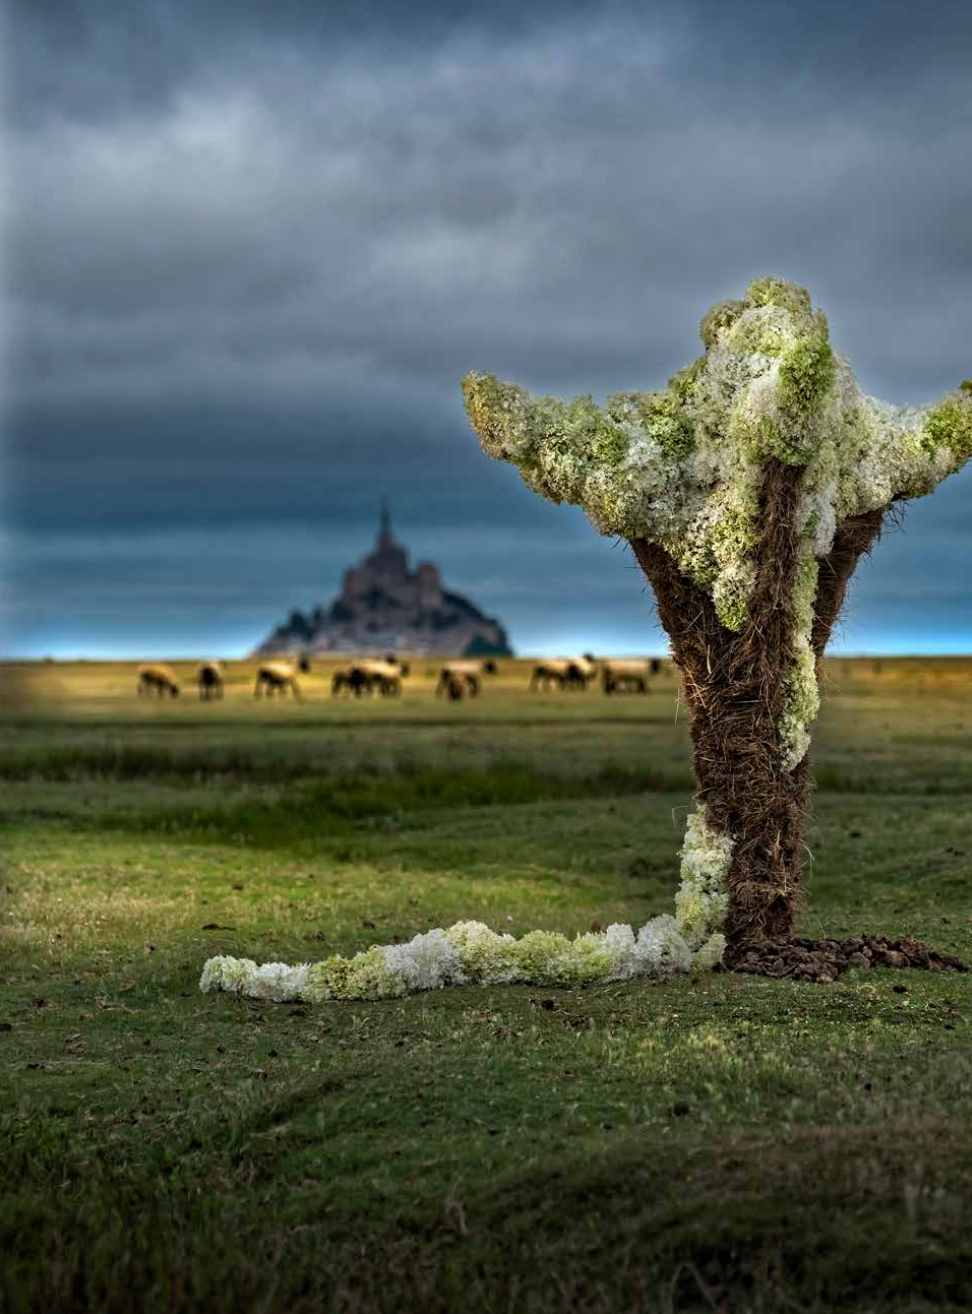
[71, 763, 692, 848]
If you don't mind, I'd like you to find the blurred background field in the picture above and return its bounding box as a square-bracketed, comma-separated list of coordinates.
[3, 654, 972, 793]
[3, 656, 972, 1312]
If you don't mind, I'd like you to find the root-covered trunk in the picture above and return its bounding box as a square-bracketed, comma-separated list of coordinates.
[632, 462, 884, 959]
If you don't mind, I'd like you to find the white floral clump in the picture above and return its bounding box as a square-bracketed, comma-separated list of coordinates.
[693, 932, 728, 971]
[198, 956, 309, 1002]
[246, 961, 310, 1002]
[511, 930, 575, 983]
[382, 929, 465, 992]
[602, 922, 639, 977]
[777, 549, 821, 772]
[632, 915, 694, 975]
[445, 920, 520, 983]
[462, 278, 972, 769]
[673, 806, 733, 947]
[514, 929, 616, 986]
[199, 955, 258, 995]
[303, 946, 406, 1003]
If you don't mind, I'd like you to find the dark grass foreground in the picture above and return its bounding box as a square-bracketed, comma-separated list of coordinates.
[6, 1119, 972, 1314]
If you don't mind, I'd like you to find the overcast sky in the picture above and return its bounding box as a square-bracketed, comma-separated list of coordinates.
[3, 0, 972, 657]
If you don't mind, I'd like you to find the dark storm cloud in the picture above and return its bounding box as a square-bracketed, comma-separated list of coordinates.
[4, 0, 972, 654]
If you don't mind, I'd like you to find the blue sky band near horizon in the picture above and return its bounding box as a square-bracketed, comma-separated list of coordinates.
[3, 0, 971, 659]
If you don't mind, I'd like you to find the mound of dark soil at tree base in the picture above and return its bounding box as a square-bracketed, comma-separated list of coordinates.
[726, 935, 968, 984]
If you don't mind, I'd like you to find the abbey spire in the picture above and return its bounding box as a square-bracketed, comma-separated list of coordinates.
[253, 507, 512, 657]
[378, 496, 393, 549]
[364, 499, 408, 583]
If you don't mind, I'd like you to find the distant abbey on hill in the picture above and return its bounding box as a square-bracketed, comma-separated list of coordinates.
[254, 503, 513, 657]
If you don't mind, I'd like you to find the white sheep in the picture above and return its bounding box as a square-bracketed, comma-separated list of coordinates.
[348, 659, 408, 697]
[529, 659, 573, 692]
[254, 660, 303, 699]
[435, 658, 498, 697]
[564, 655, 598, 690]
[600, 658, 652, 694]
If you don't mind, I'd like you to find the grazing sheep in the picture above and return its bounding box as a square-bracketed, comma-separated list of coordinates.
[601, 658, 652, 695]
[254, 660, 302, 699]
[564, 656, 598, 690]
[333, 665, 365, 698]
[529, 659, 573, 692]
[331, 666, 373, 698]
[444, 674, 466, 701]
[349, 659, 405, 697]
[332, 658, 409, 698]
[435, 659, 498, 698]
[196, 660, 225, 700]
[137, 663, 180, 698]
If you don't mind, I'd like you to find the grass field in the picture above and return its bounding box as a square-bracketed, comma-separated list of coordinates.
[3, 656, 972, 1313]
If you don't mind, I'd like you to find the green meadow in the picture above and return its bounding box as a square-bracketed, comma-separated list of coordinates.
[2, 656, 972, 1313]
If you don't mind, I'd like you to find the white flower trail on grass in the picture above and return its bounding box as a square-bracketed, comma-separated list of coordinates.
[200, 807, 730, 1003]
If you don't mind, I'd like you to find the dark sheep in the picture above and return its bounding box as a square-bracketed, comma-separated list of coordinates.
[137, 663, 180, 698]
[197, 661, 225, 700]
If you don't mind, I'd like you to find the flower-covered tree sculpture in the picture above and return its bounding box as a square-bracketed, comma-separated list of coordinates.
[463, 277, 972, 965]
[198, 276, 971, 1007]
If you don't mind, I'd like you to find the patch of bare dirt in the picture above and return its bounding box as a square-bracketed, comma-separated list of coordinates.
[727, 935, 968, 984]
